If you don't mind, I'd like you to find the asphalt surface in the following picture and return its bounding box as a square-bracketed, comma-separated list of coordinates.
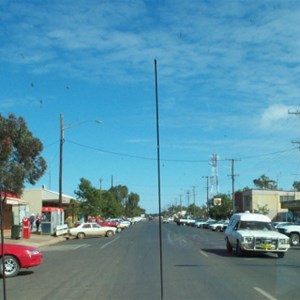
[2, 230, 65, 248]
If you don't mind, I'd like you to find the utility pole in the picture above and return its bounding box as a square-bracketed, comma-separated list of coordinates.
[192, 186, 196, 216]
[99, 178, 103, 204]
[179, 195, 182, 213]
[227, 159, 239, 213]
[202, 176, 211, 216]
[186, 190, 190, 208]
[59, 114, 64, 208]
[289, 110, 300, 149]
[288, 110, 300, 117]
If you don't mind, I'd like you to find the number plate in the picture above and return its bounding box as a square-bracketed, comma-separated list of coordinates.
[261, 244, 272, 250]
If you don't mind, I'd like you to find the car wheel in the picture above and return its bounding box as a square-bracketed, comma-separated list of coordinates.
[216, 226, 221, 232]
[277, 252, 285, 258]
[235, 241, 243, 257]
[0, 255, 20, 278]
[106, 230, 113, 237]
[290, 233, 300, 246]
[77, 232, 85, 239]
[226, 238, 233, 252]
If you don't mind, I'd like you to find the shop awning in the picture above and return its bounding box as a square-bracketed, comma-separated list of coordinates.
[1, 192, 28, 205]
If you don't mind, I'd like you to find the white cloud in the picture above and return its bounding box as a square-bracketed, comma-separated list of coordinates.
[259, 103, 298, 130]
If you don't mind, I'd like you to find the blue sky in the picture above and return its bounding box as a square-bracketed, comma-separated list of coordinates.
[1, 0, 300, 214]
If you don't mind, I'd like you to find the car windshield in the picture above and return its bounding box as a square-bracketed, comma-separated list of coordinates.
[238, 221, 273, 231]
[2, 1, 300, 299]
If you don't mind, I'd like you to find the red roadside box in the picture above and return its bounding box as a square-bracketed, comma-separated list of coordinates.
[22, 217, 31, 239]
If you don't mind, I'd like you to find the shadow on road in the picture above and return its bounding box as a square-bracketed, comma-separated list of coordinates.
[201, 247, 283, 259]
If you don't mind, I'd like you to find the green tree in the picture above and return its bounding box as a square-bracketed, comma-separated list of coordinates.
[253, 174, 277, 189]
[74, 178, 102, 218]
[109, 185, 129, 206]
[75, 178, 138, 219]
[254, 204, 269, 215]
[292, 181, 300, 191]
[187, 203, 206, 218]
[101, 190, 124, 217]
[209, 194, 232, 219]
[124, 192, 144, 217]
[0, 114, 47, 195]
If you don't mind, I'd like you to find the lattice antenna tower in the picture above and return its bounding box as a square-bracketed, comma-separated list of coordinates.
[210, 154, 219, 198]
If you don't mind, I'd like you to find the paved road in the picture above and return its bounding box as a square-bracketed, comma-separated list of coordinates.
[3, 221, 300, 300]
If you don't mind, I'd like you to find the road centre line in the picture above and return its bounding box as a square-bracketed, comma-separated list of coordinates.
[253, 287, 277, 300]
[101, 236, 120, 249]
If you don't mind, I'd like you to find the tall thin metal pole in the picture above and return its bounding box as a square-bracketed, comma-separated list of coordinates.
[154, 59, 163, 300]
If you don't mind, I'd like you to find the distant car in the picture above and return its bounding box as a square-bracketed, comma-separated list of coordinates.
[108, 218, 131, 229]
[203, 219, 217, 229]
[209, 220, 228, 232]
[89, 217, 120, 229]
[68, 222, 117, 239]
[130, 217, 143, 224]
[0, 244, 43, 278]
[194, 219, 206, 228]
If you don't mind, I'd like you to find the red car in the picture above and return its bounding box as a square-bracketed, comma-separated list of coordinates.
[0, 244, 43, 278]
[88, 217, 120, 229]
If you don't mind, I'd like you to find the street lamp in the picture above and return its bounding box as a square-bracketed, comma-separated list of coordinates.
[58, 113, 102, 208]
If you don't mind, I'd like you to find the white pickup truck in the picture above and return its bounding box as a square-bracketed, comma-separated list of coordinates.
[225, 212, 290, 258]
[174, 215, 195, 226]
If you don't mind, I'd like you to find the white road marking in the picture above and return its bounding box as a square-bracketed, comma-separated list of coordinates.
[42, 244, 89, 251]
[101, 236, 120, 249]
[254, 287, 277, 300]
[199, 250, 208, 257]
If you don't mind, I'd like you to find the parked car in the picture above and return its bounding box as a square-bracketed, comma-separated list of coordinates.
[277, 222, 300, 246]
[272, 222, 293, 230]
[0, 244, 43, 277]
[225, 212, 290, 258]
[194, 219, 207, 228]
[89, 217, 120, 229]
[107, 218, 131, 229]
[174, 215, 195, 226]
[68, 222, 117, 239]
[130, 216, 144, 224]
[209, 220, 228, 232]
[163, 218, 170, 224]
[202, 219, 217, 229]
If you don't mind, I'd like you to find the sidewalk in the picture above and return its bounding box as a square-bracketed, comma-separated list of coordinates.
[2, 230, 66, 248]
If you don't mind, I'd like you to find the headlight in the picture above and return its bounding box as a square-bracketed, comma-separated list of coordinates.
[26, 250, 41, 257]
[279, 238, 289, 244]
[243, 237, 253, 243]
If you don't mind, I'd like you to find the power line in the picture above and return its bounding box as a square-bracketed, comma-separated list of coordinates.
[63, 139, 297, 163]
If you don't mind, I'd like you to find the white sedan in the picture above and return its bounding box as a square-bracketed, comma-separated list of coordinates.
[68, 222, 117, 239]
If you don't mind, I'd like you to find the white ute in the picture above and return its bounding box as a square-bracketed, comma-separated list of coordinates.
[225, 212, 290, 258]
